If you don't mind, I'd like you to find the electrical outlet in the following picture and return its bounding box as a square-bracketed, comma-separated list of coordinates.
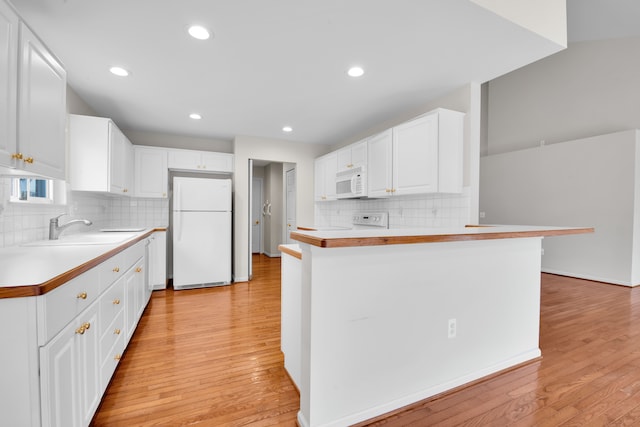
[448, 318, 457, 339]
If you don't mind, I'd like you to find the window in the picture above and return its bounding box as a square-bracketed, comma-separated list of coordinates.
[10, 177, 54, 204]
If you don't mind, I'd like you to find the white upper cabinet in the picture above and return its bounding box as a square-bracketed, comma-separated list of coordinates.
[367, 108, 464, 197]
[168, 148, 233, 173]
[0, 4, 66, 180]
[392, 113, 440, 196]
[69, 114, 133, 196]
[314, 152, 337, 202]
[17, 22, 66, 180]
[336, 138, 367, 171]
[134, 146, 168, 198]
[367, 130, 393, 198]
[0, 0, 18, 169]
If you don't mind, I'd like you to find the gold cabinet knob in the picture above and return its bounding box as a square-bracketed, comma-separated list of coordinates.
[114, 328, 121, 335]
[114, 354, 122, 361]
[11, 153, 23, 160]
[113, 298, 120, 305]
[287, 223, 291, 227]
[123, 188, 128, 193]
[135, 267, 142, 273]
[113, 267, 120, 273]
[83, 322, 91, 330]
[75, 326, 86, 335]
[255, 220, 259, 225]
[24, 157, 34, 164]
[77, 292, 88, 300]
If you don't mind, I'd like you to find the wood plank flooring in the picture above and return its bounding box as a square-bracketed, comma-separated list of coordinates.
[92, 256, 640, 426]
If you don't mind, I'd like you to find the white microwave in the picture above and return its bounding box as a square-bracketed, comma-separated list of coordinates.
[336, 165, 366, 199]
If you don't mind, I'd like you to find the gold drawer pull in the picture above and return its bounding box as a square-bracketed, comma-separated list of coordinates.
[77, 292, 88, 300]
[114, 328, 121, 335]
[114, 354, 122, 361]
[24, 157, 34, 164]
[135, 267, 142, 273]
[75, 322, 90, 335]
[113, 298, 120, 305]
[113, 267, 120, 273]
[11, 152, 23, 160]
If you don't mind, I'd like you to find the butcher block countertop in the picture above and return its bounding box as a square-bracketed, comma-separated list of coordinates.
[0, 228, 166, 299]
[290, 225, 594, 248]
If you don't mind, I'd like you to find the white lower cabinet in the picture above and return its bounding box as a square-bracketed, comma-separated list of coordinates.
[124, 257, 146, 344]
[40, 300, 100, 427]
[32, 239, 150, 427]
[148, 231, 167, 290]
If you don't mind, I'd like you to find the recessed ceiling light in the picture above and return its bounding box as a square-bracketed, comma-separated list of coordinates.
[109, 66, 129, 77]
[189, 113, 202, 120]
[188, 25, 211, 40]
[282, 126, 293, 133]
[347, 66, 364, 77]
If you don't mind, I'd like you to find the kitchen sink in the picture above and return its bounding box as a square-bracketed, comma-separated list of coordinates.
[22, 232, 139, 247]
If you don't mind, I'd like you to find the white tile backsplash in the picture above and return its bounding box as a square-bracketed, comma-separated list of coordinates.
[314, 187, 472, 229]
[0, 177, 169, 248]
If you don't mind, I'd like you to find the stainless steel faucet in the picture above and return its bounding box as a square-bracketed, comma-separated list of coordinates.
[49, 213, 93, 240]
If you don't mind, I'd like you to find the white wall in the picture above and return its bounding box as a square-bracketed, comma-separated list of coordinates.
[471, 0, 567, 47]
[233, 135, 326, 281]
[124, 129, 233, 153]
[486, 36, 640, 155]
[480, 130, 640, 286]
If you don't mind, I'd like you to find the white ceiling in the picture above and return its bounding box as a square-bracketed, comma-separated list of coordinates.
[10, 0, 635, 147]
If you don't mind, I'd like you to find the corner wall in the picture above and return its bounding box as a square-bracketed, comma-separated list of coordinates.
[480, 130, 640, 286]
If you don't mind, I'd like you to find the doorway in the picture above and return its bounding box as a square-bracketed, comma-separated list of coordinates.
[248, 160, 297, 279]
[251, 177, 263, 254]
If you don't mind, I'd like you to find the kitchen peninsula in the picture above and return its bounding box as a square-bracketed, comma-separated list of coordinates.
[289, 225, 593, 427]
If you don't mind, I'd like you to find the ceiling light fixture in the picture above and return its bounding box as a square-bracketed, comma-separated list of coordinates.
[282, 126, 293, 133]
[188, 25, 211, 40]
[189, 113, 202, 120]
[347, 66, 364, 77]
[109, 66, 129, 77]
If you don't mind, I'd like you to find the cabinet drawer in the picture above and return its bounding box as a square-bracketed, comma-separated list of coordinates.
[99, 278, 125, 337]
[100, 328, 125, 393]
[99, 241, 145, 293]
[99, 250, 126, 293]
[37, 267, 100, 346]
[100, 309, 124, 367]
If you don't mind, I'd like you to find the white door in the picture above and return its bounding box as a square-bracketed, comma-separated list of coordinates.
[0, 1, 18, 169]
[173, 177, 231, 211]
[367, 129, 393, 198]
[173, 211, 231, 288]
[252, 178, 263, 253]
[18, 23, 66, 180]
[286, 169, 296, 244]
[393, 113, 439, 195]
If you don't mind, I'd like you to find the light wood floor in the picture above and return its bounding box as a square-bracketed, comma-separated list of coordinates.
[92, 255, 640, 426]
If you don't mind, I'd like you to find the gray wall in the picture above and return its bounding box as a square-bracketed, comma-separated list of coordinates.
[486, 36, 640, 155]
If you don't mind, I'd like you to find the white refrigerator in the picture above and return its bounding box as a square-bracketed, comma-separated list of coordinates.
[172, 177, 232, 290]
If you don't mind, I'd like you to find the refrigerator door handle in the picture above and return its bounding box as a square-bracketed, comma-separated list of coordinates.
[176, 210, 183, 242]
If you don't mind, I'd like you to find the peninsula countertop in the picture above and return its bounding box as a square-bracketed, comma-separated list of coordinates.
[290, 225, 594, 248]
[0, 227, 166, 298]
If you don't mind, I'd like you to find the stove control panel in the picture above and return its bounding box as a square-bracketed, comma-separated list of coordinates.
[352, 212, 389, 228]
